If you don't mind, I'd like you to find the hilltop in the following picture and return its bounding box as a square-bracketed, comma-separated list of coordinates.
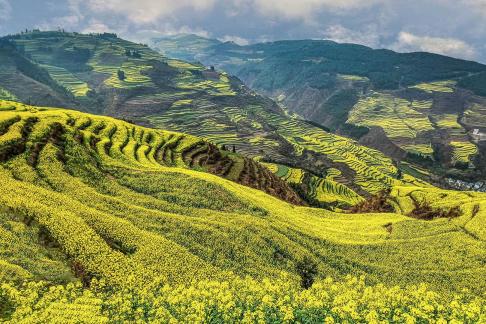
[152, 35, 486, 185]
[0, 101, 484, 321]
[0, 30, 429, 208]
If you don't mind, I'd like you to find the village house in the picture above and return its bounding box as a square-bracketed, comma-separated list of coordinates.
[202, 66, 220, 80]
[472, 129, 486, 142]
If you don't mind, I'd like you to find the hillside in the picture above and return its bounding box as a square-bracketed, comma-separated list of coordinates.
[152, 35, 486, 185]
[0, 31, 430, 208]
[0, 102, 485, 321]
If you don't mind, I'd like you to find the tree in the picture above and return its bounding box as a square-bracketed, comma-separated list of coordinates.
[117, 70, 126, 81]
[396, 168, 403, 180]
[296, 256, 318, 289]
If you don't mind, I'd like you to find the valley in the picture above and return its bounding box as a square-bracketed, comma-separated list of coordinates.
[0, 31, 427, 208]
[152, 34, 486, 185]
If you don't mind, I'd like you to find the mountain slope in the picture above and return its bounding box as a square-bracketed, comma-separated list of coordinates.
[0, 31, 431, 208]
[152, 35, 486, 184]
[0, 102, 484, 294]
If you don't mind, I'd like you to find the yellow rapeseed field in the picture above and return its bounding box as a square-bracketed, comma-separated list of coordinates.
[0, 100, 484, 322]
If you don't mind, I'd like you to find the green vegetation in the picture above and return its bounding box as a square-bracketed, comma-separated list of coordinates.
[458, 71, 486, 96]
[161, 37, 486, 91]
[151, 34, 222, 62]
[2, 275, 483, 323]
[40, 64, 89, 97]
[153, 35, 486, 180]
[348, 92, 434, 139]
[433, 114, 462, 129]
[0, 31, 485, 322]
[410, 80, 456, 93]
[0, 102, 484, 321]
[450, 141, 478, 165]
[0, 87, 17, 101]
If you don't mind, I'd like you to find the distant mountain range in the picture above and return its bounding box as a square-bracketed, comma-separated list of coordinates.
[151, 34, 486, 183]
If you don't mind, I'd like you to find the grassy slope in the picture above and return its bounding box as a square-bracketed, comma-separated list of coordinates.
[146, 97, 430, 201]
[0, 102, 484, 297]
[153, 36, 486, 179]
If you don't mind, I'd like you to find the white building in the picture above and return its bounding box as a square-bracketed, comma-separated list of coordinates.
[472, 129, 486, 141]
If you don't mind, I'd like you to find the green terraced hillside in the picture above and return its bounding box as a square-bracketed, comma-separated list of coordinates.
[0, 31, 429, 207]
[153, 35, 486, 183]
[0, 31, 237, 116]
[0, 102, 484, 322]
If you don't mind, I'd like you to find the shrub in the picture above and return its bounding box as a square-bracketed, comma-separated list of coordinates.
[408, 199, 462, 220]
[296, 256, 318, 289]
[348, 190, 394, 213]
[117, 70, 126, 81]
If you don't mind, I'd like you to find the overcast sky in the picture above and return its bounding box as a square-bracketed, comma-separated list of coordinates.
[1, 0, 485, 62]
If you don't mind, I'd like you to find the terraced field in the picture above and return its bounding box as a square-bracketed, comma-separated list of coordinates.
[391, 185, 486, 240]
[263, 163, 304, 184]
[0, 102, 484, 321]
[450, 141, 478, 165]
[40, 64, 90, 97]
[309, 175, 363, 207]
[0, 87, 17, 101]
[348, 92, 434, 139]
[256, 108, 423, 194]
[0, 31, 463, 205]
[0, 31, 483, 205]
[262, 163, 362, 208]
[147, 97, 429, 203]
[463, 102, 486, 128]
[432, 114, 462, 129]
[401, 144, 434, 157]
[346, 88, 482, 169]
[2, 31, 237, 114]
[156, 35, 486, 181]
[410, 80, 456, 93]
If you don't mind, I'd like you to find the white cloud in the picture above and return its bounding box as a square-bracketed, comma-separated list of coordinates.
[127, 25, 211, 44]
[82, 19, 113, 34]
[41, 0, 382, 43]
[392, 31, 476, 59]
[462, 0, 486, 15]
[39, 15, 82, 30]
[251, 0, 383, 21]
[219, 35, 249, 45]
[83, 0, 216, 25]
[322, 25, 381, 48]
[0, 0, 11, 23]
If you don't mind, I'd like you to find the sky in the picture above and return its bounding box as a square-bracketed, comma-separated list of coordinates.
[1, 0, 486, 62]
